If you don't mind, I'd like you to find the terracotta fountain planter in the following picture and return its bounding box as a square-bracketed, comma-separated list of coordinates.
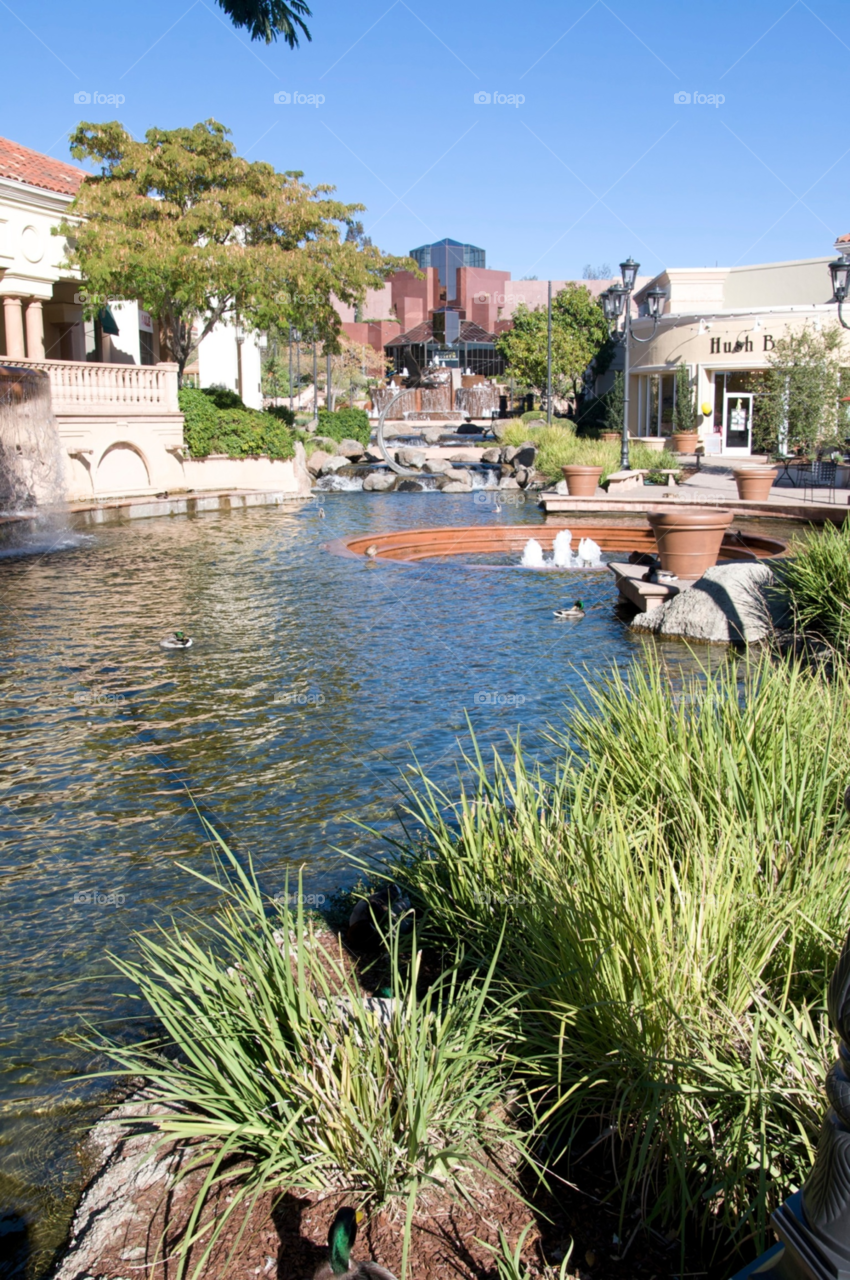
[561, 465, 604, 496]
[670, 431, 700, 454]
[646, 508, 734, 580]
[732, 465, 777, 501]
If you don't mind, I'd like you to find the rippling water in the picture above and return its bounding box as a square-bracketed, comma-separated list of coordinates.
[0, 494, 768, 1276]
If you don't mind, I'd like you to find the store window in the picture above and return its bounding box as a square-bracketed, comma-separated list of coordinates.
[636, 372, 676, 436]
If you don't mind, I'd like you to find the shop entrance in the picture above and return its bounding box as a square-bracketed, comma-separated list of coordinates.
[713, 372, 759, 456]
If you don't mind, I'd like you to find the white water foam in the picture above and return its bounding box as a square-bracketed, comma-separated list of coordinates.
[520, 529, 603, 569]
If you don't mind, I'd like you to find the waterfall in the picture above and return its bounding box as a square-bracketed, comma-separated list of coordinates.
[0, 366, 66, 513]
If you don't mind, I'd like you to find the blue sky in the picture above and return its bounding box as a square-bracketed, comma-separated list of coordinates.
[1, 0, 846, 281]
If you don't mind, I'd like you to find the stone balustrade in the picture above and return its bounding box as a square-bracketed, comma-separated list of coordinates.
[0, 357, 180, 415]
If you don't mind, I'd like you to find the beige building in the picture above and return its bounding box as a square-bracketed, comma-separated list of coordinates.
[629, 254, 847, 456]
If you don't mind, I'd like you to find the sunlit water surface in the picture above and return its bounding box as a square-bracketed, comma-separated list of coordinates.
[0, 494, 784, 1276]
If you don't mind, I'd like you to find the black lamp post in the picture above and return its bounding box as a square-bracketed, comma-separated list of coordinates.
[600, 260, 666, 471]
[829, 253, 850, 329]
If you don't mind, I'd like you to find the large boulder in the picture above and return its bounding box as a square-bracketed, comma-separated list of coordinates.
[320, 456, 352, 475]
[363, 471, 396, 492]
[421, 427, 445, 445]
[396, 447, 427, 469]
[396, 479, 425, 492]
[307, 449, 332, 475]
[423, 459, 452, 475]
[335, 438, 366, 460]
[499, 475, 521, 490]
[440, 480, 474, 493]
[630, 562, 788, 645]
[443, 467, 472, 485]
[481, 447, 502, 464]
[514, 442, 538, 468]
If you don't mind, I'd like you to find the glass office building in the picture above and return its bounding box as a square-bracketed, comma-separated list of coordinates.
[409, 238, 485, 301]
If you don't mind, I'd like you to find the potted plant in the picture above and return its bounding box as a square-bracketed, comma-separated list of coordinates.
[562, 465, 604, 496]
[601, 431, 621, 443]
[647, 508, 734, 580]
[732, 465, 778, 501]
[669, 363, 700, 453]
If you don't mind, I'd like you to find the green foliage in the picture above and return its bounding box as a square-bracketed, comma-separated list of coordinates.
[500, 422, 661, 483]
[201, 384, 245, 410]
[754, 324, 845, 454]
[317, 406, 371, 445]
[390, 652, 850, 1258]
[179, 387, 294, 459]
[89, 842, 527, 1280]
[496, 284, 610, 399]
[774, 520, 850, 647]
[266, 404, 296, 426]
[604, 370, 625, 434]
[520, 409, 544, 424]
[214, 0, 311, 47]
[61, 120, 412, 380]
[671, 363, 698, 434]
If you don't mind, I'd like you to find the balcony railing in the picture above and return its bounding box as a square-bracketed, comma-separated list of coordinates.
[0, 358, 181, 415]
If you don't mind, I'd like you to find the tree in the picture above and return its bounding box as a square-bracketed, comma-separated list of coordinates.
[496, 283, 610, 406]
[582, 263, 612, 280]
[60, 119, 410, 385]
[754, 324, 846, 454]
[215, 0, 311, 46]
[671, 363, 697, 434]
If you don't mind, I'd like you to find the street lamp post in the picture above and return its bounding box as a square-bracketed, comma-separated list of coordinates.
[828, 253, 850, 328]
[601, 259, 666, 471]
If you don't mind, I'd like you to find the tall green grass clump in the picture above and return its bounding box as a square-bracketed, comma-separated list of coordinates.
[390, 652, 850, 1257]
[774, 520, 850, 648]
[90, 839, 526, 1280]
[499, 422, 674, 482]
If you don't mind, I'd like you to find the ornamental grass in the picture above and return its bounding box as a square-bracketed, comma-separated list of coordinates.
[772, 518, 850, 650]
[499, 422, 671, 483]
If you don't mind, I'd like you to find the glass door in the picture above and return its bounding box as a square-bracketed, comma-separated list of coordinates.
[723, 392, 753, 455]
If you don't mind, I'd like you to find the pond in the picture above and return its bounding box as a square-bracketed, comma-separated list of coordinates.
[0, 493, 781, 1276]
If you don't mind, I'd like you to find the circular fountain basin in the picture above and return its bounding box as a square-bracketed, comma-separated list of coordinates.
[334, 521, 786, 564]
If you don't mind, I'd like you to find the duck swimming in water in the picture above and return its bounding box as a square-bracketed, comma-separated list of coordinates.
[553, 600, 585, 620]
[160, 630, 193, 649]
[313, 1208, 397, 1279]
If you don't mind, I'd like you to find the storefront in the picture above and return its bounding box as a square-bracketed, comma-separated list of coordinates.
[629, 257, 850, 457]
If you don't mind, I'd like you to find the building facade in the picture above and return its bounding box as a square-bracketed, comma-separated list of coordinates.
[629, 256, 849, 456]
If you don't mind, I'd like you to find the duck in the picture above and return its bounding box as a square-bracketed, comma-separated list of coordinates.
[313, 1207, 397, 1279]
[346, 884, 412, 952]
[365, 544, 379, 558]
[553, 600, 585, 620]
[160, 629, 193, 649]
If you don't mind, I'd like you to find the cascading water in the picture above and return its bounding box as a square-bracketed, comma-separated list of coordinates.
[520, 528, 603, 569]
[0, 366, 67, 513]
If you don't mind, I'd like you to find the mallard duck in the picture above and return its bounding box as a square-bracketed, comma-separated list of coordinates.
[313, 1207, 397, 1279]
[346, 884, 412, 952]
[553, 600, 585, 620]
[160, 629, 193, 649]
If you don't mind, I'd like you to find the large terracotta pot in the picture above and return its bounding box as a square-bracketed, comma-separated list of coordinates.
[647, 508, 733, 580]
[733, 465, 777, 501]
[562, 465, 604, 496]
[601, 432, 621, 443]
[631, 436, 666, 453]
[671, 432, 700, 454]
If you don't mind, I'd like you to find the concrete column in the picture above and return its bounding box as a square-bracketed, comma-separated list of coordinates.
[2, 296, 25, 359]
[25, 299, 45, 360]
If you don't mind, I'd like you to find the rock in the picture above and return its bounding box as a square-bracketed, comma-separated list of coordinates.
[320, 456, 351, 475]
[443, 467, 472, 485]
[513, 442, 537, 468]
[395, 447, 427, 469]
[514, 467, 529, 487]
[526, 417, 546, 428]
[423, 459, 452, 475]
[421, 427, 445, 445]
[335, 438, 365, 460]
[440, 480, 473, 493]
[491, 422, 510, 442]
[307, 449, 332, 475]
[499, 476, 521, 490]
[554, 479, 569, 495]
[363, 471, 396, 492]
[312, 435, 338, 452]
[630, 562, 788, 645]
[455, 422, 482, 435]
[363, 448, 387, 464]
[500, 462, 515, 478]
[481, 447, 502, 464]
[396, 479, 425, 492]
[293, 440, 312, 495]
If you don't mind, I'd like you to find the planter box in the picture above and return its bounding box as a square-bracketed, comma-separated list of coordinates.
[630, 436, 666, 453]
[561, 465, 604, 496]
[733, 466, 777, 501]
[671, 432, 700, 454]
[600, 432, 621, 443]
[647, 509, 733, 580]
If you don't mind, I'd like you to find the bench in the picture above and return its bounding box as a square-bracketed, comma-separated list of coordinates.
[606, 468, 679, 494]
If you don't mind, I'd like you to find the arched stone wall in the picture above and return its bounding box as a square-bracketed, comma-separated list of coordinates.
[95, 442, 151, 495]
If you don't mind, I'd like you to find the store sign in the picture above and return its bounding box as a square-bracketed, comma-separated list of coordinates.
[138, 310, 154, 333]
[709, 335, 774, 355]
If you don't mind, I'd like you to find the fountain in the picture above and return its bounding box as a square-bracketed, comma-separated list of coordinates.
[520, 528, 603, 569]
[0, 366, 67, 512]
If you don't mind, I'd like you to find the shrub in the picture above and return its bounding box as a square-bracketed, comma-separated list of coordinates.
[179, 387, 219, 458]
[499, 423, 659, 483]
[179, 389, 295, 461]
[90, 846, 527, 1280]
[774, 520, 850, 647]
[201, 384, 245, 410]
[388, 651, 850, 1260]
[317, 407, 371, 445]
[267, 404, 296, 427]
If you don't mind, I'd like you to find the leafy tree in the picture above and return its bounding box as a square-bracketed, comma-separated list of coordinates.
[215, 0, 311, 46]
[754, 324, 845, 454]
[671, 363, 697, 434]
[60, 120, 410, 385]
[582, 263, 612, 280]
[496, 283, 610, 405]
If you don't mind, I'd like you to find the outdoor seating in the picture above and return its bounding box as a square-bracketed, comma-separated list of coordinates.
[802, 458, 837, 502]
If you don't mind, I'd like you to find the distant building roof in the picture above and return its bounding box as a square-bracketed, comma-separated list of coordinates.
[0, 136, 86, 196]
[385, 319, 496, 346]
[837, 233, 850, 245]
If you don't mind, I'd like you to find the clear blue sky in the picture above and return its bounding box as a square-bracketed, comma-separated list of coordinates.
[1, 0, 845, 281]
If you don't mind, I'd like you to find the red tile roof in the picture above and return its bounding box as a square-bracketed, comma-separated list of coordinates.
[0, 136, 85, 196]
[837, 233, 850, 245]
